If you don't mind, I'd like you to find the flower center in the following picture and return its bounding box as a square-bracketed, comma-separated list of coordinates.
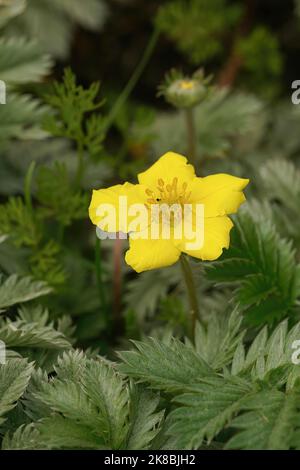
[145, 177, 191, 205]
[144, 178, 192, 227]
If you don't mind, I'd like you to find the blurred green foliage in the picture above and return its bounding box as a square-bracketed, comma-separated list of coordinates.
[156, 0, 242, 64]
[237, 26, 283, 99]
[1, 0, 300, 452]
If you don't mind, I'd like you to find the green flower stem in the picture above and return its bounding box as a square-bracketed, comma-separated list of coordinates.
[179, 254, 201, 339]
[95, 237, 107, 313]
[103, 28, 159, 134]
[24, 161, 36, 214]
[75, 140, 84, 188]
[113, 235, 123, 336]
[184, 107, 197, 166]
[57, 224, 65, 245]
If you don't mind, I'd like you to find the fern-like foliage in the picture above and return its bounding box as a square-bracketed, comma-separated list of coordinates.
[0, 303, 72, 370]
[0, 359, 34, 425]
[0, 1, 26, 29]
[260, 159, 300, 215]
[0, 195, 66, 286]
[43, 68, 105, 160]
[0, 274, 51, 310]
[2, 423, 40, 450]
[0, 37, 52, 83]
[2, 318, 300, 450]
[236, 26, 283, 99]
[156, 0, 241, 64]
[168, 375, 258, 449]
[231, 318, 300, 389]
[126, 385, 164, 450]
[205, 204, 300, 325]
[119, 337, 212, 393]
[2, 351, 163, 450]
[5, 0, 108, 59]
[0, 23, 52, 143]
[36, 162, 88, 226]
[190, 308, 245, 370]
[152, 89, 262, 159]
[0, 317, 71, 351]
[225, 388, 300, 450]
[260, 159, 300, 245]
[124, 266, 181, 322]
[118, 317, 300, 449]
[0, 139, 83, 195]
[0, 93, 48, 141]
[0, 196, 42, 247]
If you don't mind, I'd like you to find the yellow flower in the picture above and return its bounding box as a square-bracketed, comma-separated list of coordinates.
[89, 152, 249, 273]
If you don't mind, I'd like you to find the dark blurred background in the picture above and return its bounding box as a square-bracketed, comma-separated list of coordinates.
[66, 0, 300, 105]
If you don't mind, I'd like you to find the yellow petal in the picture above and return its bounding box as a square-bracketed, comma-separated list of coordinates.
[181, 216, 234, 261]
[89, 182, 147, 233]
[138, 152, 195, 189]
[125, 233, 181, 272]
[189, 174, 249, 217]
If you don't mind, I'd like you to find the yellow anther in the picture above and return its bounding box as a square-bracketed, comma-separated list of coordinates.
[146, 179, 189, 205]
[179, 80, 195, 90]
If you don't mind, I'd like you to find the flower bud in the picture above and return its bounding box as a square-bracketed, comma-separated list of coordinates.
[158, 69, 213, 109]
